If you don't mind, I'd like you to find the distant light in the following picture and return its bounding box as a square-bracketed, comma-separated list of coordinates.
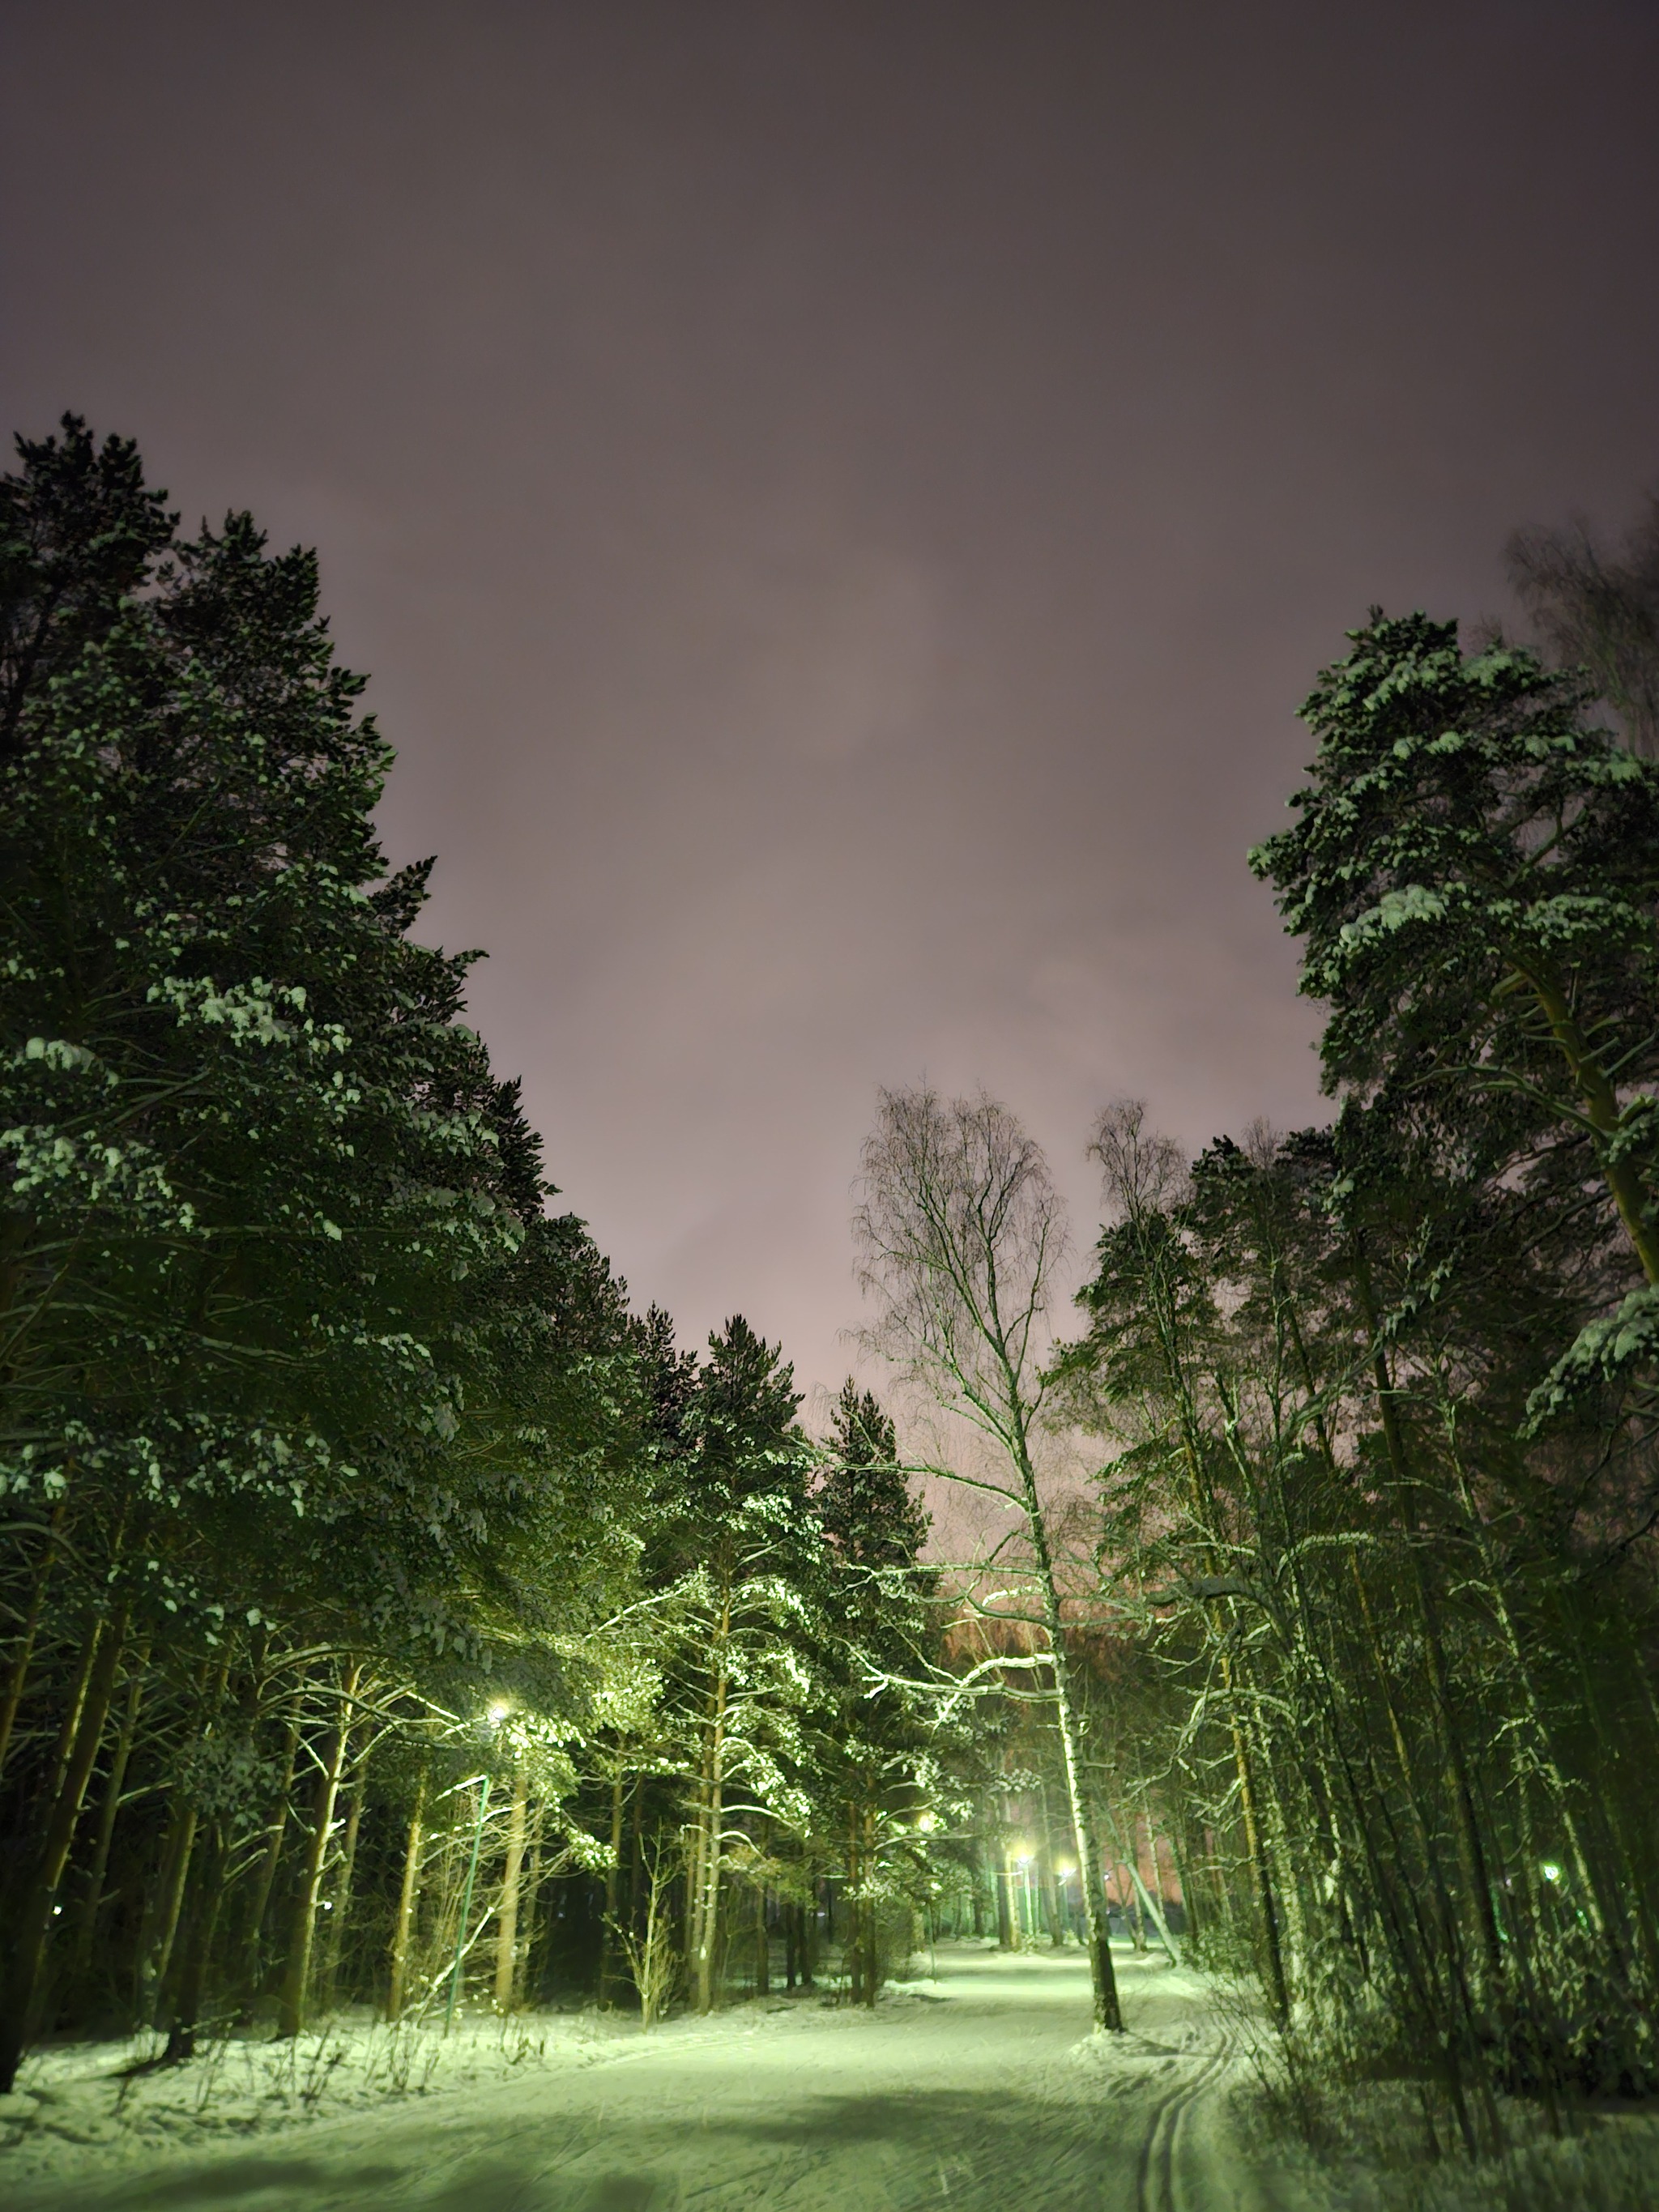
[1056, 1862, 1076, 1878]
[1541, 1860, 1563, 1883]
[1013, 1850, 1034, 1864]
[916, 1811, 937, 1832]
[487, 1703, 510, 1724]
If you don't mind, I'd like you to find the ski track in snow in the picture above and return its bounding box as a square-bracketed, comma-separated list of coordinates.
[1134, 2029, 1239, 2212]
[3, 1945, 1273, 2211]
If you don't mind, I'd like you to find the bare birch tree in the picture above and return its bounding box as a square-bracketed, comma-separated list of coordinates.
[853, 1086, 1124, 2032]
[1508, 493, 1659, 755]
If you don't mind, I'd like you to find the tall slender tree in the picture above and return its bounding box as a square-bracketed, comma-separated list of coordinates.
[853, 1086, 1124, 2032]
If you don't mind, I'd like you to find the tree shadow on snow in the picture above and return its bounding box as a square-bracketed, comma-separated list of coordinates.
[12, 2086, 1137, 2210]
[45, 2156, 406, 2207]
[21, 2152, 672, 2212]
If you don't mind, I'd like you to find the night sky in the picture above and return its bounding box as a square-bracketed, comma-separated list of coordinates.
[5, 2, 1657, 1410]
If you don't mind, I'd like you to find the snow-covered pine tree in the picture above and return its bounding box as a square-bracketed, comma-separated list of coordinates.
[0, 420, 642, 2079]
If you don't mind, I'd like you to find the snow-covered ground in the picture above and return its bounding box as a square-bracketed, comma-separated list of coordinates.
[8, 1943, 1654, 2209]
[1246, 2076, 1659, 2212]
[2, 1941, 1262, 2210]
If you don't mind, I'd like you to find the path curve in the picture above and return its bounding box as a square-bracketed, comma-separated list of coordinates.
[8, 1944, 1269, 2211]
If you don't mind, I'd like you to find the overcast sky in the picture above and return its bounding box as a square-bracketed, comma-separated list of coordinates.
[4, 1, 1657, 1412]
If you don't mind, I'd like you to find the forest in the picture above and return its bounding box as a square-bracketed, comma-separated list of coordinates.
[3, 416, 1659, 2173]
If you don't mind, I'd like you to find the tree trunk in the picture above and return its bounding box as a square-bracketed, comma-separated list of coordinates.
[493, 1762, 528, 2011]
[692, 1636, 729, 2014]
[241, 1705, 302, 2003]
[627, 1768, 644, 1950]
[0, 1605, 127, 2093]
[871, 1813, 885, 2008]
[599, 1770, 625, 2006]
[514, 1797, 548, 2010]
[386, 1768, 426, 2020]
[143, 1800, 200, 2018]
[845, 1803, 862, 2000]
[162, 1824, 227, 2061]
[1013, 1426, 1123, 2031]
[0, 1503, 64, 1777]
[41, 1617, 104, 1819]
[317, 1732, 369, 2013]
[684, 1748, 710, 1980]
[277, 1662, 360, 2038]
[69, 1641, 148, 1983]
[444, 1775, 493, 2027]
[993, 1843, 1013, 1950]
[1353, 1244, 1503, 1988]
[1169, 1826, 1201, 1954]
[1226, 1689, 1290, 2026]
[1038, 1784, 1066, 1946]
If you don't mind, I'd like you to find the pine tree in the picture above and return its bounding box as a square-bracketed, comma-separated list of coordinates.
[820, 1380, 928, 1573]
[814, 1379, 934, 2001]
[646, 1317, 821, 2011]
[1249, 612, 1659, 1406]
[0, 420, 645, 2081]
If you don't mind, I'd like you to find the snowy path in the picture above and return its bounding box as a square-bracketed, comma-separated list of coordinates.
[7, 1945, 1269, 2211]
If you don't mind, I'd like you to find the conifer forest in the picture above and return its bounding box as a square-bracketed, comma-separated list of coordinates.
[5, 409, 1659, 2212]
